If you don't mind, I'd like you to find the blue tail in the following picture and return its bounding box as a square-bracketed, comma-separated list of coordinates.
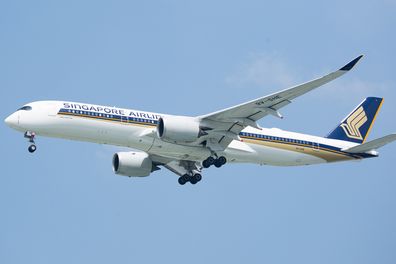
[326, 97, 384, 143]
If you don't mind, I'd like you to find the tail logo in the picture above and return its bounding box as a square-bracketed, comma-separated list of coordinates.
[340, 106, 368, 140]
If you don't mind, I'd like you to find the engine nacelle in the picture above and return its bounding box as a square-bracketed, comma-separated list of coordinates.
[157, 115, 201, 143]
[112, 152, 153, 177]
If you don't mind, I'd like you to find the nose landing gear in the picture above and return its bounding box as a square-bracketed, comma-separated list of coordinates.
[24, 131, 37, 153]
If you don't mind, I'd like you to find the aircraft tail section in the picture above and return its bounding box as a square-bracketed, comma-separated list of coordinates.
[326, 97, 384, 143]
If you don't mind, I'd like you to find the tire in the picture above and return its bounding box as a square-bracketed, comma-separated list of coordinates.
[207, 157, 215, 165]
[218, 156, 227, 165]
[203, 157, 215, 168]
[202, 160, 210, 168]
[28, 145, 37, 153]
[190, 177, 198, 184]
[194, 174, 202, 182]
[178, 177, 186, 185]
[214, 160, 222, 168]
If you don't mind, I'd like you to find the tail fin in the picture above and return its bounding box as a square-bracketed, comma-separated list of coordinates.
[326, 97, 384, 143]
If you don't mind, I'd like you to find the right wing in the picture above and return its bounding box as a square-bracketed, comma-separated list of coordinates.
[198, 55, 364, 151]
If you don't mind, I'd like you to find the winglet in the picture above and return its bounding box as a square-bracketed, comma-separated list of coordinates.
[339, 55, 364, 71]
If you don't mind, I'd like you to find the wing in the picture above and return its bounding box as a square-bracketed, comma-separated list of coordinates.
[198, 55, 364, 151]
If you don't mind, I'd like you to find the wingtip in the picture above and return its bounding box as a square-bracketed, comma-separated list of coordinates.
[339, 55, 364, 71]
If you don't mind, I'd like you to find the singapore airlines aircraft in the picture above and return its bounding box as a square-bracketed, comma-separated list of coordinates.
[5, 56, 396, 185]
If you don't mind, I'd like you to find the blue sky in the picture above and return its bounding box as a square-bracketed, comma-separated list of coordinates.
[1, 1, 396, 263]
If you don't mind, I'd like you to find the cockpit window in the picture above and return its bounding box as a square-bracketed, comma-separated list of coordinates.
[18, 106, 32, 111]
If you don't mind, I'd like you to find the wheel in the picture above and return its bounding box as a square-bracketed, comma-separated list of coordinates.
[194, 174, 202, 182]
[182, 174, 190, 182]
[207, 157, 215, 165]
[202, 159, 210, 168]
[178, 176, 187, 185]
[179, 174, 190, 185]
[190, 177, 198, 184]
[202, 157, 215, 168]
[214, 159, 222, 168]
[214, 156, 227, 168]
[218, 156, 227, 165]
[28, 144, 37, 153]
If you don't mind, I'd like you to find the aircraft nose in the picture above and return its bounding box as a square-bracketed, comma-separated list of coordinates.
[4, 112, 18, 128]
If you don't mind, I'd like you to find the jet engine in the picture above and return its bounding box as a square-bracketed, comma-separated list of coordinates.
[157, 115, 204, 143]
[112, 151, 153, 177]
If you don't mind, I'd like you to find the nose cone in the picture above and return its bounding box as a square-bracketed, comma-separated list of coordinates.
[4, 112, 18, 128]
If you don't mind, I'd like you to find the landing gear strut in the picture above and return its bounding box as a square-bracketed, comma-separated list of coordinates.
[24, 131, 37, 153]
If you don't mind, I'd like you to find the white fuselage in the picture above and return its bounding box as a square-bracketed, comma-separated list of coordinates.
[6, 101, 363, 166]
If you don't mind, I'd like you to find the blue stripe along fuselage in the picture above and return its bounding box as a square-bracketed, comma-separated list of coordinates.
[239, 132, 376, 159]
[57, 108, 377, 160]
[58, 108, 158, 126]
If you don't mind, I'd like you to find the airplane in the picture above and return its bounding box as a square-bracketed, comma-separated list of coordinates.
[4, 55, 396, 185]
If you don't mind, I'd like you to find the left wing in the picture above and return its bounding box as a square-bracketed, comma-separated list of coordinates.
[198, 55, 364, 150]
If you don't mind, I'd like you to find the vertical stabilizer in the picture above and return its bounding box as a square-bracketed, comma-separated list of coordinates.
[326, 97, 383, 143]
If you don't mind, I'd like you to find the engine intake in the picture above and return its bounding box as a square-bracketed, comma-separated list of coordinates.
[157, 115, 202, 143]
[112, 152, 153, 177]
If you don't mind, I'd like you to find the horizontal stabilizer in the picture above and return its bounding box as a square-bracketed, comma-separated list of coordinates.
[342, 134, 396, 153]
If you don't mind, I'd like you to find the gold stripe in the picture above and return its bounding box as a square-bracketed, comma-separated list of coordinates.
[363, 98, 384, 143]
[58, 112, 156, 128]
[241, 137, 355, 162]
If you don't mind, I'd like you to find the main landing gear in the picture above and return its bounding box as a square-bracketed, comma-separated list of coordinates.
[176, 155, 226, 185]
[202, 156, 227, 168]
[178, 173, 202, 185]
[24, 131, 37, 153]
